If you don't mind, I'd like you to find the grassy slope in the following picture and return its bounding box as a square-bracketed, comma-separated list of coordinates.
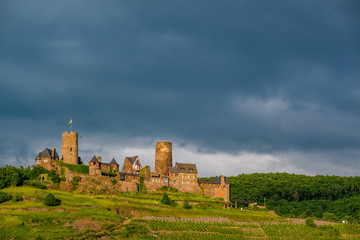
[0, 186, 359, 239]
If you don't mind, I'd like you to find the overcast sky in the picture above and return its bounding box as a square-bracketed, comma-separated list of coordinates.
[1, 0, 360, 177]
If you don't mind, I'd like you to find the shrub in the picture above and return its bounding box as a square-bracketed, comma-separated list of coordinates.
[183, 200, 192, 209]
[305, 217, 315, 227]
[302, 209, 313, 218]
[0, 192, 12, 203]
[44, 193, 61, 206]
[12, 193, 23, 202]
[48, 170, 60, 184]
[111, 179, 117, 185]
[70, 176, 81, 191]
[322, 212, 337, 222]
[23, 180, 47, 189]
[161, 193, 171, 205]
[169, 186, 178, 192]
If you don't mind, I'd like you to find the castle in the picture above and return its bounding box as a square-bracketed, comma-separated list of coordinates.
[35, 131, 230, 202]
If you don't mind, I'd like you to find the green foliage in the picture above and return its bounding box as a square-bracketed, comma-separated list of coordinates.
[182, 199, 192, 209]
[138, 167, 147, 175]
[111, 179, 117, 185]
[70, 176, 81, 191]
[25, 166, 48, 180]
[44, 193, 61, 206]
[322, 212, 337, 222]
[137, 177, 147, 193]
[0, 191, 12, 203]
[23, 180, 47, 189]
[12, 193, 23, 203]
[60, 168, 66, 178]
[64, 164, 89, 175]
[119, 222, 149, 238]
[161, 193, 171, 205]
[251, 204, 258, 210]
[48, 170, 60, 184]
[221, 172, 360, 219]
[313, 225, 341, 239]
[305, 217, 315, 227]
[302, 209, 313, 218]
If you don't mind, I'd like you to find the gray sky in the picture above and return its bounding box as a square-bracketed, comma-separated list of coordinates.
[1, 0, 360, 177]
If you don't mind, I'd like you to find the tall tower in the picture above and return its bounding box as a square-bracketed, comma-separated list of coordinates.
[62, 131, 79, 165]
[155, 141, 172, 174]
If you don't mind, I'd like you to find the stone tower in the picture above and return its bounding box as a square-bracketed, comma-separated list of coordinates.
[155, 141, 172, 174]
[62, 131, 79, 165]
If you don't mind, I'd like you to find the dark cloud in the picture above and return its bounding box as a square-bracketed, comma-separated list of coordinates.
[0, 0, 360, 175]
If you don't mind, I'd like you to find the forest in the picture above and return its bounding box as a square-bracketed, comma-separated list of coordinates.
[199, 172, 360, 221]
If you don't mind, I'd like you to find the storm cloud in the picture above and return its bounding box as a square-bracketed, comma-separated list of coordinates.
[1, 0, 360, 176]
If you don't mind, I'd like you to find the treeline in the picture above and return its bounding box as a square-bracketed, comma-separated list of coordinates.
[200, 173, 360, 221]
[0, 165, 59, 189]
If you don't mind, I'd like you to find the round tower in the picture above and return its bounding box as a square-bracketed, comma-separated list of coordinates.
[155, 141, 172, 174]
[62, 131, 79, 165]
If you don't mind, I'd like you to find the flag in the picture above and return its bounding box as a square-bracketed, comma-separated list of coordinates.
[69, 119, 72, 124]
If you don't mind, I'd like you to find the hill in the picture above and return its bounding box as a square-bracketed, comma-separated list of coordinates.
[1, 186, 360, 239]
[200, 172, 360, 221]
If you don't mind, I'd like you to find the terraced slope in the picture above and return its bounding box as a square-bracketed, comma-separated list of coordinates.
[0, 186, 359, 239]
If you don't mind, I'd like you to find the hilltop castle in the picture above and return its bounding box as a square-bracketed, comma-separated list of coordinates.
[35, 131, 230, 202]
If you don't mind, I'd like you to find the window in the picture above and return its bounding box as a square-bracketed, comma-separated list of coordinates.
[189, 168, 193, 172]
[173, 180, 176, 184]
[175, 173, 178, 177]
[70, 148, 72, 152]
[181, 168, 185, 171]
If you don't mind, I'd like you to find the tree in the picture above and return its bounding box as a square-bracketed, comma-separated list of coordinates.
[322, 212, 337, 222]
[44, 193, 61, 206]
[161, 193, 171, 205]
[0, 192, 12, 203]
[183, 199, 192, 209]
[305, 217, 315, 227]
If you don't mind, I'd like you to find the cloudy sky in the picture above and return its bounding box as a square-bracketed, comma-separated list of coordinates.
[1, 0, 360, 177]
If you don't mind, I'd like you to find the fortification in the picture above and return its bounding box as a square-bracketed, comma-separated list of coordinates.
[62, 131, 78, 165]
[155, 141, 172, 174]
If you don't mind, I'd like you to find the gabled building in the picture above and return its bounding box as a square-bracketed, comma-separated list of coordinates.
[166, 162, 198, 187]
[35, 148, 59, 170]
[122, 156, 142, 174]
[89, 156, 119, 177]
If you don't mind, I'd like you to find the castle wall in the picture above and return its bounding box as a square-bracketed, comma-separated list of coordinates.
[155, 141, 172, 174]
[62, 132, 78, 165]
[199, 183, 230, 202]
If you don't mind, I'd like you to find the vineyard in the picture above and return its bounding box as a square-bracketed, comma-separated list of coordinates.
[1, 186, 360, 239]
[147, 219, 360, 240]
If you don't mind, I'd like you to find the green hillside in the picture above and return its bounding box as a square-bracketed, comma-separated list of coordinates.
[201, 172, 360, 221]
[0, 186, 359, 239]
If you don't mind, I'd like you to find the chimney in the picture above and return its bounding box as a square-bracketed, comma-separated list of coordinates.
[52, 148, 56, 159]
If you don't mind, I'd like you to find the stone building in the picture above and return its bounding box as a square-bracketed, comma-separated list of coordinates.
[35, 148, 59, 170]
[166, 162, 198, 187]
[89, 156, 119, 176]
[122, 156, 142, 174]
[198, 176, 230, 202]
